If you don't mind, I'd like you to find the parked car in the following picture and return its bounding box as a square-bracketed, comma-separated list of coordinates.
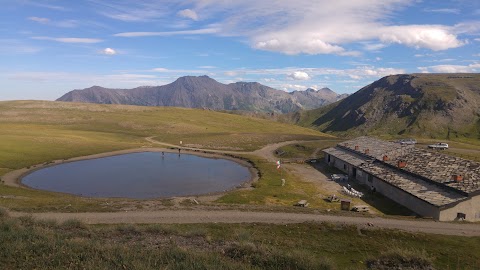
[397, 138, 417, 145]
[330, 174, 348, 181]
[351, 205, 370, 212]
[428, 142, 449, 150]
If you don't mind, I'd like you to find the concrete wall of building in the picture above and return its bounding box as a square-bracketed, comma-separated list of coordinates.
[325, 151, 479, 222]
[325, 155, 350, 175]
[369, 175, 440, 219]
[439, 195, 480, 221]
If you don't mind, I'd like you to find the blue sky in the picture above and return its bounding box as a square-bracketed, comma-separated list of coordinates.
[1, 0, 479, 101]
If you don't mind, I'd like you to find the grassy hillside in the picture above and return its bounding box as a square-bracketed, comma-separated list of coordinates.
[297, 74, 480, 140]
[0, 100, 328, 174]
[0, 100, 330, 211]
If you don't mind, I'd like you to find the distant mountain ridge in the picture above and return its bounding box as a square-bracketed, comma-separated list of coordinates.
[57, 76, 346, 113]
[297, 73, 480, 139]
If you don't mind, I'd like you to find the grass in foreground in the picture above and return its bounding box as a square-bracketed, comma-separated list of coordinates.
[1, 211, 479, 269]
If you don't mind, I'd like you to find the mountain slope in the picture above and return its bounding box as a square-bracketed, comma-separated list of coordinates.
[298, 73, 480, 139]
[57, 76, 345, 113]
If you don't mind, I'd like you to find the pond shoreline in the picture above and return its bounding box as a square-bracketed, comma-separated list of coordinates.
[1, 147, 259, 199]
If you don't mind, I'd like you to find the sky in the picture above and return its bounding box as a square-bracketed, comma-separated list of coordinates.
[1, 0, 480, 101]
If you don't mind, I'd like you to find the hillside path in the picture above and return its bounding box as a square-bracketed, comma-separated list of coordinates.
[9, 210, 480, 236]
[145, 137, 338, 162]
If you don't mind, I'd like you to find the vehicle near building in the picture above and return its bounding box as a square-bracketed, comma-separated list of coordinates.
[397, 138, 417, 145]
[330, 174, 348, 181]
[428, 142, 449, 150]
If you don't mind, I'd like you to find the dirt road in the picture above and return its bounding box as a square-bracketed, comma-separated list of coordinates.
[9, 210, 480, 236]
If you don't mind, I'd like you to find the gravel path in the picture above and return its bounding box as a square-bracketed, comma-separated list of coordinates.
[9, 210, 480, 236]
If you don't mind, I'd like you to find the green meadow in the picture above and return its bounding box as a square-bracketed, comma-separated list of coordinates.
[0, 100, 330, 211]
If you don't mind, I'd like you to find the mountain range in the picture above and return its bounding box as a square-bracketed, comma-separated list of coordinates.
[57, 75, 346, 113]
[297, 73, 480, 139]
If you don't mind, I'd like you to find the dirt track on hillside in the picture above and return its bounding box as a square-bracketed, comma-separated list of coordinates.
[9, 210, 480, 236]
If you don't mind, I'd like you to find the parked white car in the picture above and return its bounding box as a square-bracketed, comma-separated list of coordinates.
[397, 138, 417, 145]
[331, 174, 348, 181]
[428, 142, 449, 150]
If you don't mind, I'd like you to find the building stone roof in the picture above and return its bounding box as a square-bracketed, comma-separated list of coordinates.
[323, 147, 368, 167]
[384, 148, 480, 194]
[336, 136, 414, 160]
[360, 162, 466, 207]
[323, 136, 480, 207]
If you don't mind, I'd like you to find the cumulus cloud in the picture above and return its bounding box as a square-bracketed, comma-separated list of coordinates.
[379, 25, 464, 51]
[288, 71, 310, 80]
[32, 36, 103, 43]
[255, 38, 351, 55]
[101, 48, 117, 55]
[281, 84, 309, 91]
[177, 9, 198, 21]
[185, 0, 468, 55]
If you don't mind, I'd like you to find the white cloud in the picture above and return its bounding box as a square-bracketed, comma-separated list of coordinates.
[6, 71, 164, 87]
[424, 8, 460, 14]
[114, 28, 218, 37]
[224, 71, 238, 77]
[151, 67, 205, 74]
[287, 71, 310, 80]
[28, 17, 50, 24]
[254, 37, 352, 55]
[23, 0, 68, 11]
[90, 0, 168, 22]
[152, 68, 169, 72]
[186, 0, 467, 55]
[178, 9, 198, 21]
[198, 66, 216, 69]
[419, 63, 480, 73]
[32, 37, 103, 43]
[27, 17, 78, 27]
[379, 25, 464, 51]
[220, 66, 404, 82]
[363, 43, 387, 51]
[101, 48, 117, 55]
[281, 84, 308, 91]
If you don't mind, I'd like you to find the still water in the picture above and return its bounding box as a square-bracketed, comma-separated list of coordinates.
[22, 152, 251, 199]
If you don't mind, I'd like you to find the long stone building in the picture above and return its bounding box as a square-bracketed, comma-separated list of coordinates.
[323, 137, 480, 221]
